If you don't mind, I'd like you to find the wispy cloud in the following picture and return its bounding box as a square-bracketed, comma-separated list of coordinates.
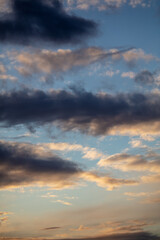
[82, 172, 138, 191]
[98, 152, 160, 173]
[53, 199, 72, 206]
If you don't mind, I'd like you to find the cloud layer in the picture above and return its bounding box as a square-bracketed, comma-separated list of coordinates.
[0, 89, 160, 137]
[0, 232, 159, 240]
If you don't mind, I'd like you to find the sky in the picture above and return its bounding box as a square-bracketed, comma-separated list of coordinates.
[0, 0, 160, 240]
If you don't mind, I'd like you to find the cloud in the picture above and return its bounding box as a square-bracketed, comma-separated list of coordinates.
[81, 172, 138, 191]
[0, 211, 12, 226]
[98, 219, 153, 235]
[41, 142, 106, 161]
[0, 74, 18, 82]
[124, 190, 160, 204]
[0, 212, 12, 216]
[98, 152, 160, 173]
[0, 232, 159, 240]
[121, 71, 135, 79]
[0, 0, 97, 44]
[0, 140, 82, 190]
[0, 63, 6, 73]
[141, 174, 160, 183]
[0, 140, 137, 191]
[67, 0, 151, 11]
[13, 47, 131, 79]
[71, 224, 90, 232]
[42, 226, 60, 230]
[53, 199, 72, 205]
[135, 70, 155, 85]
[14, 47, 108, 77]
[129, 139, 147, 148]
[135, 70, 160, 86]
[41, 193, 57, 198]
[121, 49, 156, 63]
[0, 89, 160, 138]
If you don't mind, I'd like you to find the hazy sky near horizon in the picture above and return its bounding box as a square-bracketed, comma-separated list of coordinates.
[0, 0, 160, 239]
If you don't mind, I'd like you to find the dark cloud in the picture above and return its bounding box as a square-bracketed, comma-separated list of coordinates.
[42, 226, 61, 230]
[135, 70, 155, 85]
[0, 89, 160, 136]
[0, 140, 82, 189]
[0, 0, 97, 44]
[64, 232, 160, 240]
[0, 232, 159, 240]
[0, 140, 136, 190]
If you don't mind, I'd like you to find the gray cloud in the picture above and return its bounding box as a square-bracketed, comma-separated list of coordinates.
[0, 140, 82, 190]
[135, 70, 155, 85]
[0, 89, 160, 137]
[135, 70, 160, 86]
[0, 0, 97, 44]
[42, 226, 61, 231]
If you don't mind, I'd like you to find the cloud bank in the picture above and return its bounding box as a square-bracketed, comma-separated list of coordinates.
[0, 89, 160, 138]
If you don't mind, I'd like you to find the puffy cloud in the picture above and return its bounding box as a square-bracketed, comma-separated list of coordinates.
[14, 47, 108, 77]
[98, 152, 160, 173]
[0, 89, 160, 138]
[11, 48, 157, 80]
[13, 47, 130, 79]
[42, 142, 105, 161]
[67, 0, 151, 11]
[0, 0, 97, 44]
[0, 74, 18, 82]
[121, 71, 135, 79]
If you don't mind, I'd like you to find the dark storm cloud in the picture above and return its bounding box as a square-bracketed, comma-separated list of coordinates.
[0, 89, 160, 136]
[0, 140, 82, 189]
[0, 0, 97, 44]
